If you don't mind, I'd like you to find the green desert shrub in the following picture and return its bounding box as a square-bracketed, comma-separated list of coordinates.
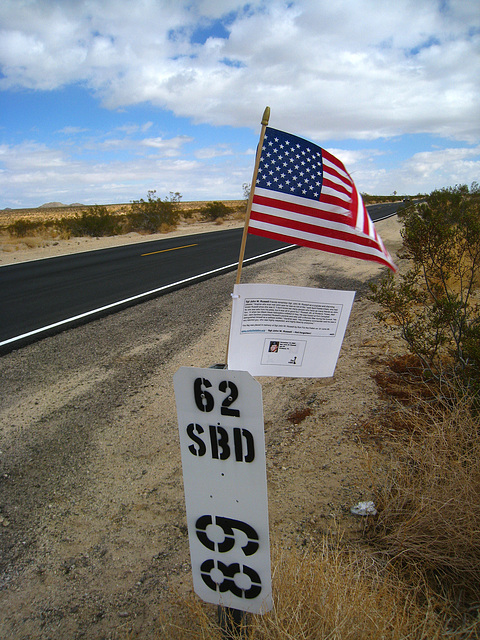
[7, 218, 45, 237]
[58, 205, 122, 237]
[369, 184, 480, 388]
[127, 190, 182, 233]
[201, 200, 231, 222]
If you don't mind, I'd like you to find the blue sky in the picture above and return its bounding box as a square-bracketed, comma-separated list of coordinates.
[0, 0, 479, 209]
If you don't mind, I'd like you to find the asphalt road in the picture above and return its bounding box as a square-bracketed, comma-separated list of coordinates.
[0, 230, 294, 349]
[0, 202, 403, 350]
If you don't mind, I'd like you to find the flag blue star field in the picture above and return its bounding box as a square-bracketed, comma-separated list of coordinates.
[248, 127, 397, 272]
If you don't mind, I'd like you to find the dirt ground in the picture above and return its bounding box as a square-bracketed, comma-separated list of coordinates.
[0, 216, 404, 639]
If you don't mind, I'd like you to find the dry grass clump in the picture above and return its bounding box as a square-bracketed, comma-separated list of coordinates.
[366, 388, 480, 612]
[158, 538, 468, 639]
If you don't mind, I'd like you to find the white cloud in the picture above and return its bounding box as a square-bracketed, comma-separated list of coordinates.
[0, 0, 478, 142]
[401, 147, 480, 188]
[116, 122, 153, 135]
[140, 135, 193, 155]
[0, 137, 248, 206]
[0, 142, 69, 170]
[354, 145, 480, 195]
[194, 144, 233, 159]
[0, 1, 479, 205]
[57, 126, 89, 135]
[325, 148, 384, 170]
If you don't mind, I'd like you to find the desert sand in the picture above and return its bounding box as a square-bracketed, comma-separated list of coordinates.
[0, 216, 404, 638]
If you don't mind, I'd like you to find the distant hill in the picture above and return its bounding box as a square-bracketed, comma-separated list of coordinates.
[39, 202, 65, 208]
[39, 202, 85, 208]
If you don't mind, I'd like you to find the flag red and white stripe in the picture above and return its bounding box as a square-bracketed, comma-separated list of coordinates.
[248, 127, 397, 272]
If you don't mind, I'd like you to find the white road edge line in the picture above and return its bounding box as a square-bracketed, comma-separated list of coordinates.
[0, 245, 296, 347]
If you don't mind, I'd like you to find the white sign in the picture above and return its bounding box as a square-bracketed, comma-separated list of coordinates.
[173, 367, 272, 614]
[228, 283, 355, 377]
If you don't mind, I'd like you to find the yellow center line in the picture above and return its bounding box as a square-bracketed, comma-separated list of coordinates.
[141, 243, 198, 257]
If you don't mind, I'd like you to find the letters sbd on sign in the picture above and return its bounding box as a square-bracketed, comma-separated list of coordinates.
[173, 367, 272, 614]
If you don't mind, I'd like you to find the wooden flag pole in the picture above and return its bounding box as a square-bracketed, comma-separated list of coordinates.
[224, 107, 270, 369]
[234, 106, 270, 285]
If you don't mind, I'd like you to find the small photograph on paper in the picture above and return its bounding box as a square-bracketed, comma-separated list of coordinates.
[261, 339, 306, 366]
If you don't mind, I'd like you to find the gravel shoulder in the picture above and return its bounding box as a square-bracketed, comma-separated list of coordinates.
[0, 217, 403, 639]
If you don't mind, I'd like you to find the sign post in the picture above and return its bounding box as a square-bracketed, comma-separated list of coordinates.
[173, 366, 272, 616]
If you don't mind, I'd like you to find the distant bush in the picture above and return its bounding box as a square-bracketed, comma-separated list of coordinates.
[7, 218, 44, 237]
[201, 201, 231, 222]
[58, 205, 122, 237]
[127, 191, 182, 233]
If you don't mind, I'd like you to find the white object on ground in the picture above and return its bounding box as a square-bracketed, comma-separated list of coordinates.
[350, 501, 377, 516]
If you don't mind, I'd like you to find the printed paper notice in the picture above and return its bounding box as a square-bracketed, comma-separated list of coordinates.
[228, 284, 355, 378]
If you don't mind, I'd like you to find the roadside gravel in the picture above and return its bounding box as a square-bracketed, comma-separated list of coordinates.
[0, 217, 403, 638]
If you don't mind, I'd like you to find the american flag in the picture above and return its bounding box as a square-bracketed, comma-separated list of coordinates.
[248, 127, 397, 272]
